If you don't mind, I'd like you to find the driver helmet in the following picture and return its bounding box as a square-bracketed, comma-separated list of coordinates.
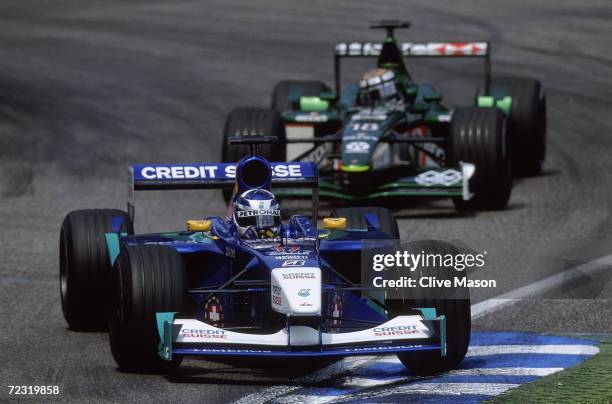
[358, 68, 400, 105]
[232, 189, 281, 240]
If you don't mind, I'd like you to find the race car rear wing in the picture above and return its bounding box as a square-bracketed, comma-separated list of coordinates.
[333, 41, 491, 94]
[127, 161, 319, 222]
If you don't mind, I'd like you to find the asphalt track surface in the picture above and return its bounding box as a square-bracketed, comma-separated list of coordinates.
[1, 0, 611, 402]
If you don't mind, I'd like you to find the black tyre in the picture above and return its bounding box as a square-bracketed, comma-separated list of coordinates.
[59, 209, 133, 330]
[492, 77, 546, 176]
[332, 206, 399, 239]
[386, 240, 471, 375]
[271, 80, 331, 112]
[221, 107, 286, 203]
[109, 244, 185, 373]
[450, 107, 512, 210]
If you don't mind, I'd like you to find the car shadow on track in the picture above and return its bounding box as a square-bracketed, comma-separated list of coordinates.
[164, 358, 336, 386]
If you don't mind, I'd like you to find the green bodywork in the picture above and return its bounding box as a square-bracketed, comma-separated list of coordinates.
[156, 312, 177, 361]
[273, 26, 505, 202]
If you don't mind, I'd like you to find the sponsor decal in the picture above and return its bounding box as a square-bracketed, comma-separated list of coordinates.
[281, 272, 316, 280]
[236, 209, 281, 217]
[180, 328, 227, 339]
[351, 113, 387, 120]
[298, 289, 311, 297]
[138, 164, 305, 180]
[373, 325, 418, 337]
[330, 293, 343, 333]
[415, 169, 462, 186]
[300, 302, 313, 307]
[140, 165, 218, 180]
[351, 122, 379, 131]
[336, 42, 487, 57]
[345, 141, 370, 154]
[344, 133, 378, 142]
[294, 112, 328, 123]
[271, 246, 302, 254]
[203, 296, 224, 327]
[273, 255, 310, 260]
[272, 285, 282, 306]
[282, 259, 306, 267]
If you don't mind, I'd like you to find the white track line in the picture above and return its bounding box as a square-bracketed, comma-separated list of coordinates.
[275, 383, 520, 403]
[471, 253, 612, 319]
[467, 344, 599, 356]
[339, 366, 565, 388]
[235, 254, 612, 403]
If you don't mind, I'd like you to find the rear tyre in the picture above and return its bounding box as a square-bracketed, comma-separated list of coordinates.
[271, 80, 331, 112]
[450, 107, 512, 210]
[221, 107, 286, 203]
[386, 240, 471, 375]
[59, 209, 133, 330]
[109, 245, 185, 373]
[332, 207, 399, 239]
[492, 77, 546, 177]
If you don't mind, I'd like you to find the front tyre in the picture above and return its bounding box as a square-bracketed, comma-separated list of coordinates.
[450, 107, 512, 210]
[59, 209, 133, 330]
[109, 245, 185, 373]
[386, 240, 471, 375]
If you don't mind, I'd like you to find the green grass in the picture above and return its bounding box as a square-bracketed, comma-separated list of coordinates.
[490, 338, 612, 404]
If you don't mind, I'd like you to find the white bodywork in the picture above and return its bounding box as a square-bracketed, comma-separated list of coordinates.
[270, 267, 322, 316]
[175, 315, 433, 347]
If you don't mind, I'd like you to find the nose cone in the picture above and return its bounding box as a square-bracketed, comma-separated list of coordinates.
[270, 267, 321, 316]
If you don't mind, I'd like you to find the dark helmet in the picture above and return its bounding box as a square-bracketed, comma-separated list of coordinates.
[232, 188, 281, 240]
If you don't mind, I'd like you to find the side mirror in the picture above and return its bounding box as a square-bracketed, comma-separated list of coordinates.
[322, 217, 347, 230]
[186, 219, 211, 232]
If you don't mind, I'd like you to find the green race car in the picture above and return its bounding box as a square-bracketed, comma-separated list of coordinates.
[221, 20, 546, 210]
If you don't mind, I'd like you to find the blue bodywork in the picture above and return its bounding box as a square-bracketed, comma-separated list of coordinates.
[106, 151, 446, 359]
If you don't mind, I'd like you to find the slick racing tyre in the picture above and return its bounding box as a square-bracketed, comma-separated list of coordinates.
[450, 107, 512, 210]
[332, 206, 400, 239]
[221, 107, 286, 203]
[386, 240, 471, 375]
[492, 77, 546, 176]
[109, 244, 185, 373]
[271, 80, 331, 112]
[59, 209, 133, 330]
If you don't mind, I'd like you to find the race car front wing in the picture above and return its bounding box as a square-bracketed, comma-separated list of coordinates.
[156, 311, 446, 360]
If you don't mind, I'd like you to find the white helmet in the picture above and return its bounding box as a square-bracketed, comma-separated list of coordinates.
[359, 68, 399, 105]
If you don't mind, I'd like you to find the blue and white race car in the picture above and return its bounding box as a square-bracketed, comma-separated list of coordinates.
[59, 136, 470, 374]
